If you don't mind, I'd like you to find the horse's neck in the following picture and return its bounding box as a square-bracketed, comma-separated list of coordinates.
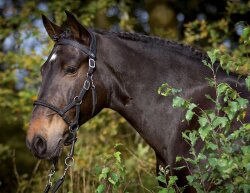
[97, 33, 243, 153]
[96, 33, 192, 147]
[95, 33, 249, 161]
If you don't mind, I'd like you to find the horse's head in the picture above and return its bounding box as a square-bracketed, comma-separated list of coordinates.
[26, 12, 106, 160]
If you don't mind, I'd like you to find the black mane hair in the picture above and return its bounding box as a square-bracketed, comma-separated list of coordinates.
[94, 29, 209, 62]
[56, 28, 210, 63]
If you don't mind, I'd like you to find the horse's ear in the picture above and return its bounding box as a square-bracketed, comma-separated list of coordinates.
[65, 10, 90, 45]
[42, 14, 63, 41]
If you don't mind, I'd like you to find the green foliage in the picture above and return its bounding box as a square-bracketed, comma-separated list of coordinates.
[184, 1, 250, 76]
[95, 145, 127, 193]
[159, 49, 250, 192]
[158, 83, 182, 97]
[156, 166, 178, 193]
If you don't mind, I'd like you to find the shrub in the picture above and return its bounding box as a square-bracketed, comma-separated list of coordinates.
[158, 49, 250, 192]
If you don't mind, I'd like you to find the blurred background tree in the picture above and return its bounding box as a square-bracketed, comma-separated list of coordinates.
[0, 0, 249, 192]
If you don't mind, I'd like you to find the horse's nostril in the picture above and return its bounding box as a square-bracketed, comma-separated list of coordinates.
[32, 135, 47, 156]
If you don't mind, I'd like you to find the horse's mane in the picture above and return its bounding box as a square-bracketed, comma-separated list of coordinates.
[58, 29, 209, 62]
[94, 29, 209, 62]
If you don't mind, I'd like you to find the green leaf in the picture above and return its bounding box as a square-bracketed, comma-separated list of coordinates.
[234, 176, 244, 183]
[199, 125, 212, 141]
[99, 167, 110, 181]
[158, 83, 172, 96]
[175, 156, 182, 162]
[213, 116, 228, 128]
[223, 106, 235, 120]
[168, 176, 178, 186]
[186, 109, 195, 121]
[245, 76, 250, 91]
[156, 175, 167, 184]
[237, 97, 249, 109]
[207, 142, 218, 150]
[186, 175, 195, 184]
[110, 172, 119, 184]
[167, 187, 175, 193]
[189, 103, 197, 110]
[158, 189, 167, 193]
[96, 184, 105, 193]
[172, 96, 186, 108]
[108, 173, 119, 185]
[225, 184, 234, 193]
[185, 131, 198, 146]
[197, 153, 206, 161]
[158, 83, 181, 96]
[208, 157, 218, 168]
[239, 184, 250, 193]
[207, 49, 220, 64]
[172, 88, 182, 95]
[208, 112, 216, 122]
[202, 59, 209, 67]
[217, 83, 229, 96]
[242, 27, 250, 39]
[230, 101, 239, 112]
[198, 116, 208, 127]
[114, 151, 121, 163]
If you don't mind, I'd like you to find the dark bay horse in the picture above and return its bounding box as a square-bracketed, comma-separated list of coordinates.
[26, 12, 250, 192]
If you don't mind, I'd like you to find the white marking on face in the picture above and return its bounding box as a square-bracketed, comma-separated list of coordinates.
[50, 53, 57, 62]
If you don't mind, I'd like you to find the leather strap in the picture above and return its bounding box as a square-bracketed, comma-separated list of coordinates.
[56, 39, 95, 59]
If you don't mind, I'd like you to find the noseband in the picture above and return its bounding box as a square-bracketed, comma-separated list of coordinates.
[34, 29, 97, 193]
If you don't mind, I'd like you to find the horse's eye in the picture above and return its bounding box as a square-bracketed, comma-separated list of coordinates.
[65, 66, 77, 74]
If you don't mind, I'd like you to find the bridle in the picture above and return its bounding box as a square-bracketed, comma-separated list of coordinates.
[34, 29, 97, 134]
[33, 29, 97, 193]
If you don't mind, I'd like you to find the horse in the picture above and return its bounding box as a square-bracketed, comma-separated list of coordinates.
[26, 11, 250, 192]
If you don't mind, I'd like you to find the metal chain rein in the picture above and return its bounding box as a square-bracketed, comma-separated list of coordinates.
[43, 129, 77, 193]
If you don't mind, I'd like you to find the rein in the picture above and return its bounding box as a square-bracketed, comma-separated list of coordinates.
[33, 29, 97, 193]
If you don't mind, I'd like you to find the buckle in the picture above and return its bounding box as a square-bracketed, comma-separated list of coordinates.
[83, 80, 90, 90]
[89, 58, 95, 68]
[73, 96, 82, 105]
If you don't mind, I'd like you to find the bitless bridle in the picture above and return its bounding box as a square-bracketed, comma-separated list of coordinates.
[33, 29, 97, 193]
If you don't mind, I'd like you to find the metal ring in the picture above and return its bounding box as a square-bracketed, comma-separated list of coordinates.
[90, 75, 95, 88]
[65, 157, 74, 167]
[69, 125, 79, 132]
[48, 168, 55, 178]
[89, 58, 96, 68]
[48, 171, 55, 177]
[74, 96, 82, 105]
[83, 80, 90, 90]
